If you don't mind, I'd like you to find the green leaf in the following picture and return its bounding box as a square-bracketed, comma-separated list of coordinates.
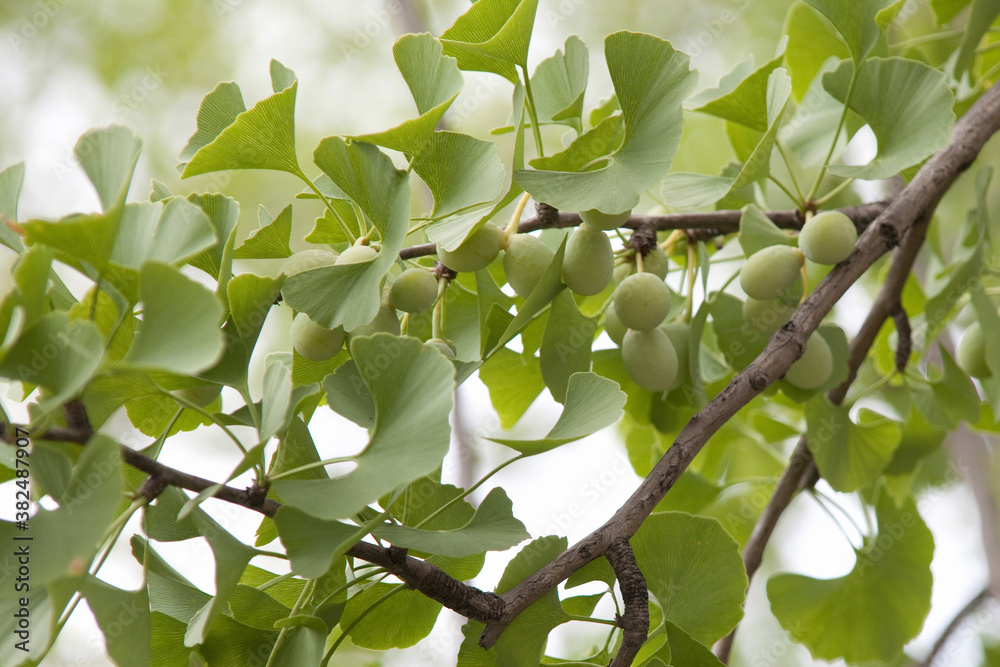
[82, 575, 151, 667]
[124, 262, 224, 374]
[661, 68, 791, 208]
[767, 496, 934, 664]
[530, 35, 589, 131]
[184, 504, 257, 646]
[0, 312, 104, 412]
[690, 53, 784, 132]
[954, 0, 1000, 76]
[479, 348, 545, 429]
[972, 288, 1000, 379]
[517, 31, 697, 214]
[185, 193, 240, 281]
[273, 508, 359, 579]
[233, 204, 292, 259]
[373, 487, 528, 557]
[0, 161, 26, 250]
[342, 583, 442, 649]
[738, 204, 797, 257]
[75, 124, 143, 211]
[273, 334, 454, 520]
[805, 397, 902, 492]
[931, 0, 974, 23]
[632, 512, 748, 644]
[490, 372, 626, 455]
[823, 58, 955, 180]
[110, 198, 217, 270]
[282, 139, 408, 331]
[804, 0, 896, 63]
[440, 0, 540, 82]
[181, 68, 300, 178]
[353, 33, 463, 156]
[527, 114, 624, 174]
[177, 82, 247, 172]
[0, 436, 122, 588]
[412, 131, 506, 219]
[260, 352, 320, 442]
[540, 291, 596, 403]
[909, 347, 981, 429]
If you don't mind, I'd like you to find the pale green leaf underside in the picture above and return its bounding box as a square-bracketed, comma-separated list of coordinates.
[517, 31, 698, 214]
[490, 372, 626, 455]
[282, 139, 409, 331]
[413, 131, 506, 219]
[531, 34, 589, 131]
[273, 335, 455, 521]
[75, 124, 143, 212]
[123, 262, 225, 374]
[372, 487, 529, 557]
[804, 0, 895, 63]
[823, 57, 955, 180]
[806, 397, 901, 492]
[738, 204, 797, 257]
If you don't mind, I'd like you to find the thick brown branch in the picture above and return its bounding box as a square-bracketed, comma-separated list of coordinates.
[480, 80, 1000, 649]
[606, 538, 649, 667]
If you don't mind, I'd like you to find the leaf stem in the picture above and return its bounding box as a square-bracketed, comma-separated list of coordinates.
[805, 65, 860, 204]
[775, 140, 805, 204]
[298, 169, 357, 244]
[321, 584, 405, 665]
[413, 453, 526, 529]
[266, 579, 316, 667]
[505, 192, 532, 236]
[814, 177, 856, 206]
[266, 455, 357, 482]
[521, 67, 546, 159]
[769, 175, 801, 208]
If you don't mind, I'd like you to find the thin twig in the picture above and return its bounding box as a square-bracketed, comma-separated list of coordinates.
[912, 588, 993, 667]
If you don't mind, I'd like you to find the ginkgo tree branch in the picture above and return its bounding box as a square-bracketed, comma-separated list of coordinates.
[397, 201, 889, 260]
[478, 80, 1000, 650]
[715, 210, 934, 662]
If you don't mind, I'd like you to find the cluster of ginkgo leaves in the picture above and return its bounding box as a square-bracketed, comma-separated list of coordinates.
[1, 0, 1000, 666]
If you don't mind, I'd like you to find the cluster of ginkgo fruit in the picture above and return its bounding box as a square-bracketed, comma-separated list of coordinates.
[283, 206, 863, 396]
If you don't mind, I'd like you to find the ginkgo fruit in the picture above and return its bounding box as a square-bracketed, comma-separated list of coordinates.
[336, 243, 378, 265]
[623, 327, 678, 392]
[347, 305, 401, 343]
[291, 313, 346, 361]
[437, 222, 501, 272]
[957, 322, 991, 378]
[660, 320, 689, 390]
[613, 273, 671, 331]
[503, 233, 554, 298]
[389, 268, 437, 313]
[643, 245, 670, 280]
[280, 248, 338, 275]
[603, 305, 627, 346]
[785, 333, 833, 390]
[562, 223, 613, 295]
[740, 245, 804, 299]
[580, 208, 632, 230]
[743, 296, 797, 334]
[798, 211, 857, 265]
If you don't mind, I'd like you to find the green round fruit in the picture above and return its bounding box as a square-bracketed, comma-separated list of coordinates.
[291, 313, 346, 361]
[562, 223, 613, 296]
[425, 337, 456, 358]
[798, 211, 857, 265]
[346, 305, 401, 343]
[603, 306, 627, 347]
[785, 333, 833, 390]
[742, 296, 797, 334]
[336, 243, 378, 265]
[389, 268, 438, 313]
[438, 223, 501, 272]
[740, 245, 804, 299]
[580, 208, 632, 231]
[280, 249, 338, 276]
[642, 245, 669, 280]
[613, 259, 636, 284]
[957, 321, 991, 378]
[623, 327, 678, 392]
[503, 234, 555, 298]
[613, 272, 671, 331]
[660, 320, 690, 390]
[172, 383, 222, 408]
